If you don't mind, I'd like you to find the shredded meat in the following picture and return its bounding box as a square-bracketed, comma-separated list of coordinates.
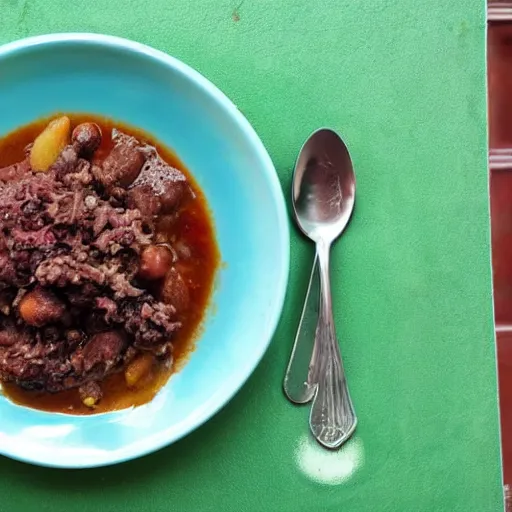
[0, 158, 31, 182]
[0, 127, 190, 396]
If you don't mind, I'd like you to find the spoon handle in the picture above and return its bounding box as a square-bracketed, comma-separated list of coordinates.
[283, 254, 320, 404]
[309, 240, 357, 449]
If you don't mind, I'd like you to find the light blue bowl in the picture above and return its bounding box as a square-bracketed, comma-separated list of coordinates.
[0, 34, 289, 468]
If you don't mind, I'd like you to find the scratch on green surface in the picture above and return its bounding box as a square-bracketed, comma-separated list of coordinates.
[232, 0, 244, 22]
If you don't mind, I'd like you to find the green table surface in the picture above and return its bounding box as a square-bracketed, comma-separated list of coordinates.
[0, 1, 504, 511]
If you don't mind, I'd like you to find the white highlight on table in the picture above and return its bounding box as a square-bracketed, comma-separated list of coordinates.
[295, 434, 364, 485]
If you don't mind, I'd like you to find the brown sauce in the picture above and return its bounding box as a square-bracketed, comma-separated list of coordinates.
[0, 113, 220, 414]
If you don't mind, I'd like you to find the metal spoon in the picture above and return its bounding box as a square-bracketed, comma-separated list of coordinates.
[283, 133, 353, 405]
[289, 128, 357, 449]
[283, 253, 320, 404]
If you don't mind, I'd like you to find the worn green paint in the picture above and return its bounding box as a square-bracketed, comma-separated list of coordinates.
[0, 1, 503, 510]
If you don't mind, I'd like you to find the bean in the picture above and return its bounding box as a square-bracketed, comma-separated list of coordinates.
[72, 122, 102, 157]
[139, 245, 173, 280]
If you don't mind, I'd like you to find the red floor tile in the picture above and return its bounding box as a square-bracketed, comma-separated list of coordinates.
[490, 171, 512, 324]
[489, 23, 512, 148]
[498, 332, 512, 484]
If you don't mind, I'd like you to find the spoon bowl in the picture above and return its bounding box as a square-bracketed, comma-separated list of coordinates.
[292, 129, 356, 244]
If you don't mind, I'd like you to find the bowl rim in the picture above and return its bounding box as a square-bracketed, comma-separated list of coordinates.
[0, 33, 290, 468]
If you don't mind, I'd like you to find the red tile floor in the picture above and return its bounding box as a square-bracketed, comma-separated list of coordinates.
[488, 7, 512, 507]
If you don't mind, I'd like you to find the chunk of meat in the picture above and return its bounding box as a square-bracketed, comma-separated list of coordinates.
[161, 268, 190, 313]
[0, 254, 18, 287]
[0, 323, 23, 346]
[36, 256, 107, 287]
[61, 159, 93, 188]
[159, 180, 188, 213]
[18, 287, 66, 327]
[50, 145, 79, 177]
[131, 151, 189, 213]
[0, 322, 72, 391]
[122, 298, 180, 352]
[0, 159, 31, 182]
[36, 254, 144, 299]
[127, 184, 163, 221]
[79, 331, 126, 373]
[94, 130, 145, 188]
[11, 226, 56, 249]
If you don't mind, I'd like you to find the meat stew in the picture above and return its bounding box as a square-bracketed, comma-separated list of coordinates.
[0, 114, 219, 414]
